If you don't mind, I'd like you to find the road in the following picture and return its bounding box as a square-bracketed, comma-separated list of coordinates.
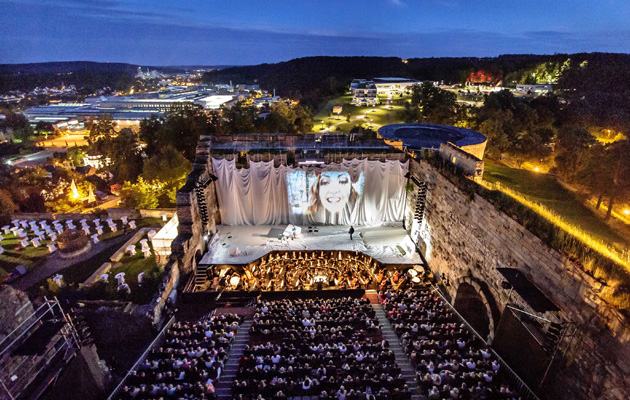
[37, 133, 88, 148]
[8, 147, 66, 167]
[7, 133, 88, 168]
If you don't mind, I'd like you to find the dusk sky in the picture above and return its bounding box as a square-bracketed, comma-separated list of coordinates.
[1, 0, 630, 66]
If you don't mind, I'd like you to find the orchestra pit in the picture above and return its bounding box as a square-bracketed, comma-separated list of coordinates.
[110, 135, 535, 400]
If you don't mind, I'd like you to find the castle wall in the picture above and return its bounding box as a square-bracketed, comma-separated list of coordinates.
[407, 157, 630, 400]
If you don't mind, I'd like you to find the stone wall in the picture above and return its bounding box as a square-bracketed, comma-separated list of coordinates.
[438, 142, 484, 179]
[0, 286, 34, 341]
[407, 157, 630, 400]
[147, 259, 180, 326]
[173, 136, 220, 275]
[460, 140, 487, 161]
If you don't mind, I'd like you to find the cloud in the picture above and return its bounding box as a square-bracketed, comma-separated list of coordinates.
[390, 0, 406, 6]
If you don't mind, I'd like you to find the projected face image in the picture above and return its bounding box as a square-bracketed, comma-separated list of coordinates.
[286, 168, 364, 221]
[317, 171, 352, 213]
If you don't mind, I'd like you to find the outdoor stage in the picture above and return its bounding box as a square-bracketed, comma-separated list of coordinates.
[200, 222, 423, 266]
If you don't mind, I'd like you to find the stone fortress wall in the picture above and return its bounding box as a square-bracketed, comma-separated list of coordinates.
[406, 157, 630, 400]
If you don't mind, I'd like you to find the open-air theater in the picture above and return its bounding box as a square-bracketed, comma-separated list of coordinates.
[110, 133, 549, 400]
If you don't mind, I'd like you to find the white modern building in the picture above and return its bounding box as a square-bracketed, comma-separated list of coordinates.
[351, 81, 378, 106]
[373, 77, 420, 96]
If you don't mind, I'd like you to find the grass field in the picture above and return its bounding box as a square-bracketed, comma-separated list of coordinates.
[0, 217, 164, 282]
[312, 94, 408, 133]
[0, 234, 52, 280]
[483, 161, 630, 247]
[37, 232, 163, 304]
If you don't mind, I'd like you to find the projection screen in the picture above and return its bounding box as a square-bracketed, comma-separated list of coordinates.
[212, 158, 408, 226]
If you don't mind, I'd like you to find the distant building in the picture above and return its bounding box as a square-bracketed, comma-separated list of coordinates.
[83, 153, 111, 169]
[373, 77, 420, 96]
[236, 84, 261, 92]
[254, 96, 281, 108]
[515, 83, 553, 95]
[351, 81, 378, 106]
[196, 95, 237, 110]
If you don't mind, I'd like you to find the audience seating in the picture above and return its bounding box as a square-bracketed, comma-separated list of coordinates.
[382, 289, 521, 400]
[117, 313, 242, 400]
[234, 296, 413, 400]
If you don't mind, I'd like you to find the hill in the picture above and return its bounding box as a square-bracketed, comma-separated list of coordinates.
[201, 53, 630, 108]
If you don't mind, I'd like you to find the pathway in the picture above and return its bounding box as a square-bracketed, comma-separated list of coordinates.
[367, 289, 422, 399]
[215, 317, 253, 399]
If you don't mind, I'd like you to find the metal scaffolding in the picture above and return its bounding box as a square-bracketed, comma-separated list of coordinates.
[0, 297, 80, 400]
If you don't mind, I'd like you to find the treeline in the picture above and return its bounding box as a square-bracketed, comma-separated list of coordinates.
[0, 61, 190, 93]
[401, 80, 630, 219]
[86, 101, 312, 209]
[0, 71, 136, 94]
[202, 53, 630, 108]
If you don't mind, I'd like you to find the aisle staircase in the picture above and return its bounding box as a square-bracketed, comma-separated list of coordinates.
[215, 318, 253, 399]
[367, 290, 422, 400]
[194, 264, 208, 288]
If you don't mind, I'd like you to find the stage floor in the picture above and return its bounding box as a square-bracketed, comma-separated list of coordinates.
[200, 222, 423, 265]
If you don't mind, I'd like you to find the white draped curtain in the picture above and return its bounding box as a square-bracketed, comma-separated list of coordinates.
[212, 158, 408, 226]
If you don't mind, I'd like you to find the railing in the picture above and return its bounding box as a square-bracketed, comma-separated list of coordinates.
[106, 316, 175, 400]
[430, 286, 541, 400]
[183, 272, 196, 293]
[0, 298, 80, 400]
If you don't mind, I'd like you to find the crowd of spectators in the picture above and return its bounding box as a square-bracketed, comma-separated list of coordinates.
[382, 289, 522, 400]
[117, 313, 242, 400]
[234, 296, 413, 400]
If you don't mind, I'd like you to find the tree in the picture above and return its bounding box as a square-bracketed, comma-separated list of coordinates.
[221, 102, 256, 135]
[602, 140, 630, 220]
[554, 126, 596, 182]
[120, 178, 160, 209]
[477, 110, 513, 156]
[577, 143, 610, 210]
[67, 146, 86, 167]
[510, 129, 553, 168]
[138, 115, 164, 158]
[86, 114, 117, 153]
[0, 189, 16, 224]
[13, 127, 34, 147]
[160, 104, 212, 160]
[35, 121, 55, 135]
[142, 145, 191, 206]
[404, 82, 457, 124]
[106, 128, 143, 183]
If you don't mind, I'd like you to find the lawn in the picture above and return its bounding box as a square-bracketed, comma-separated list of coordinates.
[1, 216, 164, 282]
[84, 252, 162, 305]
[38, 234, 163, 305]
[483, 161, 630, 247]
[0, 233, 52, 280]
[312, 94, 407, 133]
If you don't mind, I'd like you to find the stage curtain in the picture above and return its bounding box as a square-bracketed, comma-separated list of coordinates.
[212, 158, 408, 226]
